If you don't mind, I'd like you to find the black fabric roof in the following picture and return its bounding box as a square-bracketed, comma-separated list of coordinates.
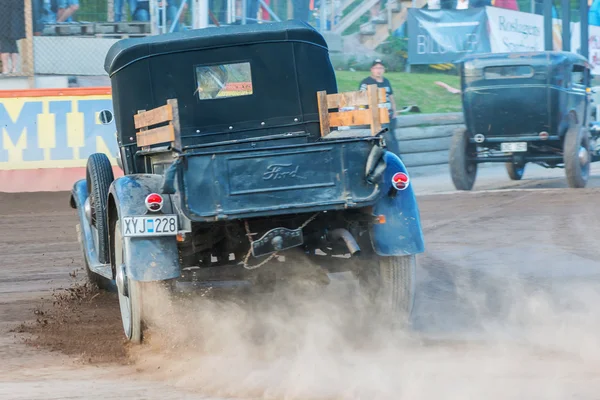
[104, 20, 329, 76]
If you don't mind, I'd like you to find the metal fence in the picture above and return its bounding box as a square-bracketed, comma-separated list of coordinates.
[0, 0, 595, 86]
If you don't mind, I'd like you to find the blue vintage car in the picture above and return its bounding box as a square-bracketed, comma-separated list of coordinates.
[69, 20, 425, 343]
[450, 51, 598, 189]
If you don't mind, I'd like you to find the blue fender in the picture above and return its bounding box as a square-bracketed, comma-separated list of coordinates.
[70, 179, 114, 281]
[370, 152, 425, 256]
[108, 174, 181, 282]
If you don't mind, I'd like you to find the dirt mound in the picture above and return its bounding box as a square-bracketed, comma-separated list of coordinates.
[12, 268, 129, 365]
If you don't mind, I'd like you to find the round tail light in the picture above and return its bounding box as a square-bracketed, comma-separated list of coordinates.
[145, 193, 164, 212]
[539, 131, 549, 140]
[392, 172, 410, 190]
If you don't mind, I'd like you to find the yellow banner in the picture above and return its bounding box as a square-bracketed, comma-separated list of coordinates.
[0, 94, 117, 170]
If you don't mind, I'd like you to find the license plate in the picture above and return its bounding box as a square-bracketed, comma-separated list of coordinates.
[122, 215, 178, 237]
[500, 142, 527, 152]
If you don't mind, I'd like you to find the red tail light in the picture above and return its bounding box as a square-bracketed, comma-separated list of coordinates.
[392, 172, 409, 190]
[145, 193, 163, 212]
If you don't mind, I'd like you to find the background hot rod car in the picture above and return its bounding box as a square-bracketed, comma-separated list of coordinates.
[450, 51, 599, 190]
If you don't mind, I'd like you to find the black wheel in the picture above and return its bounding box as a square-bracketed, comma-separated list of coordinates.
[505, 161, 525, 180]
[358, 254, 416, 327]
[449, 129, 478, 191]
[564, 125, 591, 188]
[86, 153, 114, 265]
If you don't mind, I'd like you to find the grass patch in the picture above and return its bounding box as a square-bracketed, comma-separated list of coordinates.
[335, 71, 463, 114]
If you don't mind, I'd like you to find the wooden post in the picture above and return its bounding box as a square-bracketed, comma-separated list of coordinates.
[367, 84, 381, 135]
[137, 109, 148, 151]
[317, 90, 331, 137]
[167, 99, 182, 151]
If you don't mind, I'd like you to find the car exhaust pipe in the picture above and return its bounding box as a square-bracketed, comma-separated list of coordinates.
[326, 228, 361, 256]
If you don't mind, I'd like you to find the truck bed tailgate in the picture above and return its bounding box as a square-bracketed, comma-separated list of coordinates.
[178, 141, 380, 220]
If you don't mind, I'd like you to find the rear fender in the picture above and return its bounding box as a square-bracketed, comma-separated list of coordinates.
[70, 179, 112, 279]
[108, 174, 181, 282]
[370, 152, 425, 256]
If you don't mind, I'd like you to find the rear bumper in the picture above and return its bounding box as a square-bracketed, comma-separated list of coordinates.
[469, 154, 564, 163]
[469, 135, 560, 143]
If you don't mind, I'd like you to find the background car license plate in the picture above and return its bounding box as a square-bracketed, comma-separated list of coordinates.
[122, 215, 178, 237]
[501, 142, 527, 152]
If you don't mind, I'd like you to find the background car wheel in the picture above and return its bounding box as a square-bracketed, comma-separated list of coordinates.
[505, 162, 525, 181]
[358, 254, 417, 327]
[564, 126, 591, 188]
[449, 129, 478, 191]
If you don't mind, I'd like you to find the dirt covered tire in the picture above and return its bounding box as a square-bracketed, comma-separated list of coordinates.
[113, 219, 175, 343]
[449, 129, 478, 191]
[86, 153, 114, 264]
[564, 125, 591, 188]
[113, 219, 143, 343]
[505, 162, 525, 181]
[359, 254, 417, 326]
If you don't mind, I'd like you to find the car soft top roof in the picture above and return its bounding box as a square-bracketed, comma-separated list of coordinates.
[104, 20, 329, 76]
[455, 51, 590, 67]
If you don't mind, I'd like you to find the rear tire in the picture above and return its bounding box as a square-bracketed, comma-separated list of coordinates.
[449, 129, 478, 191]
[358, 254, 416, 327]
[112, 218, 175, 343]
[86, 153, 114, 265]
[564, 125, 591, 188]
[113, 219, 144, 343]
[505, 161, 525, 180]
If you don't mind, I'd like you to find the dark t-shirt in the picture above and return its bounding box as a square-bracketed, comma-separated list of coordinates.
[358, 76, 394, 118]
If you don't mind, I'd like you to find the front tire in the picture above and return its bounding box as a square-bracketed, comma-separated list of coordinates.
[359, 254, 417, 326]
[564, 125, 591, 188]
[505, 161, 525, 180]
[449, 129, 478, 191]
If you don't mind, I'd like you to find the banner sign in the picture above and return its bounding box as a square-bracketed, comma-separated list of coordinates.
[485, 6, 563, 53]
[407, 8, 491, 65]
[0, 92, 117, 171]
[571, 23, 600, 76]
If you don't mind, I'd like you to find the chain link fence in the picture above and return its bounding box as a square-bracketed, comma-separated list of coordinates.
[1, 0, 595, 88]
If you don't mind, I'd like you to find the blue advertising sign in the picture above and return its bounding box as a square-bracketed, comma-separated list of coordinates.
[407, 8, 492, 65]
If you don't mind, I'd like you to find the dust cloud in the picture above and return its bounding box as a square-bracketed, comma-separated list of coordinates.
[128, 261, 600, 400]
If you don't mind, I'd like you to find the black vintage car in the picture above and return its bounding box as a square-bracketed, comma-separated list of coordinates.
[69, 21, 425, 343]
[449, 51, 599, 190]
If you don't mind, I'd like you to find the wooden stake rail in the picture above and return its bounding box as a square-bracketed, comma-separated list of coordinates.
[134, 98, 182, 150]
[317, 84, 390, 137]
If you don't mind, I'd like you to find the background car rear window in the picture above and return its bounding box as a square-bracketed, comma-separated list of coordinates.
[195, 62, 253, 100]
[483, 65, 534, 80]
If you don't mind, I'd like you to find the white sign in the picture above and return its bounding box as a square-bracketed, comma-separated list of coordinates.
[571, 22, 600, 75]
[486, 6, 542, 52]
[485, 6, 562, 53]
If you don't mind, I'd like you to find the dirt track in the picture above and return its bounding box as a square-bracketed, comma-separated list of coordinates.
[3, 167, 600, 399]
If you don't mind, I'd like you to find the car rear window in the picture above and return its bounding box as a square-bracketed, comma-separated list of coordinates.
[483, 65, 534, 80]
[195, 61, 253, 100]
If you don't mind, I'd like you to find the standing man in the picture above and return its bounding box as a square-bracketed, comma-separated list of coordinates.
[359, 59, 400, 155]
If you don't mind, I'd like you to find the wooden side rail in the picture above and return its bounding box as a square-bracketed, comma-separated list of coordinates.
[134, 98, 182, 150]
[316, 84, 390, 137]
